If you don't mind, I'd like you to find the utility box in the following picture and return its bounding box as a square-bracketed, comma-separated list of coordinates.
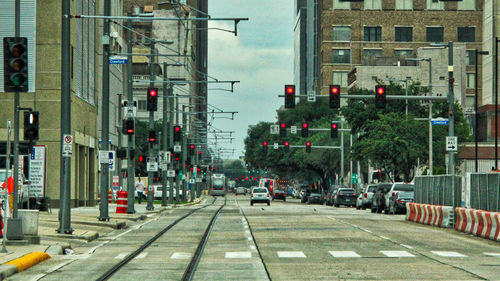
[18, 209, 39, 236]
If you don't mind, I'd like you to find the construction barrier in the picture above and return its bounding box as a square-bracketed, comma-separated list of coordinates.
[406, 202, 454, 228]
[455, 207, 500, 241]
[115, 191, 128, 214]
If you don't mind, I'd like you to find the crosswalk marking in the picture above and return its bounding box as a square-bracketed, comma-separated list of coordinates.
[277, 251, 306, 258]
[249, 245, 257, 251]
[171, 252, 191, 259]
[114, 253, 128, 259]
[484, 253, 500, 257]
[380, 251, 415, 258]
[329, 251, 361, 258]
[431, 251, 467, 258]
[225, 252, 252, 259]
[135, 252, 148, 259]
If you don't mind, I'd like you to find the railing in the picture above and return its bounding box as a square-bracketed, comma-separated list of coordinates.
[414, 175, 462, 208]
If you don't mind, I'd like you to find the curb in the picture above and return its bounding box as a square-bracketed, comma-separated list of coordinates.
[44, 231, 99, 242]
[0, 252, 50, 280]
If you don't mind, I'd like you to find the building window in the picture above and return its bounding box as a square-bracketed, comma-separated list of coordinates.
[394, 49, 414, 59]
[363, 49, 382, 65]
[466, 73, 475, 89]
[333, 26, 351, 41]
[333, 0, 350, 10]
[465, 96, 475, 108]
[458, 0, 475, 10]
[466, 50, 476, 66]
[426, 27, 444, 43]
[458, 27, 475, 42]
[364, 26, 382, 42]
[333, 72, 348, 88]
[395, 27, 413, 42]
[427, 0, 444, 10]
[333, 49, 351, 64]
[395, 0, 413, 10]
[138, 100, 147, 111]
[365, 0, 382, 10]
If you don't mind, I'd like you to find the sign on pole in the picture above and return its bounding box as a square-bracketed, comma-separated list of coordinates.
[109, 151, 116, 172]
[270, 124, 279, 135]
[147, 162, 158, 172]
[109, 55, 128, 64]
[29, 145, 46, 197]
[273, 143, 279, 150]
[167, 170, 176, 177]
[431, 118, 449, 126]
[307, 90, 316, 102]
[174, 145, 182, 152]
[99, 150, 109, 164]
[123, 106, 136, 118]
[446, 136, 458, 152]
[62, 134, 73, 157]
[290, 126, 297, 134]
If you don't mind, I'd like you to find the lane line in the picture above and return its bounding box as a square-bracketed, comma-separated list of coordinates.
[484, 253, 500, 257]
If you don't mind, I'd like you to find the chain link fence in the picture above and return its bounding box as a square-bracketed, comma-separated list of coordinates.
[414, 175, 462, 208]
[468, 173, 500, 213]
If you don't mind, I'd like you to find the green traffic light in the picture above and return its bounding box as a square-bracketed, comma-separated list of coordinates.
[11, 73, 25, 86]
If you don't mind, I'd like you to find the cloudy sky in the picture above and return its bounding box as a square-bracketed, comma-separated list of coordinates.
[207, 0, 294, 159]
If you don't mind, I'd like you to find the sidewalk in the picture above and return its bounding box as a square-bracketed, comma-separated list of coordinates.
[0, 197, 204, 280]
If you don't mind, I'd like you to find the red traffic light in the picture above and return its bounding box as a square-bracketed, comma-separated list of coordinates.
[280, 123, 286, 128]
[285, 86, 295, 94]
[190, 144, 195, 149]
[138, 155, 144, 162]
[175, 126, 180, 132]
[198, 151, 202, 155]
[236, 177, 239, 180]
[149, 89, 157, 97]
[302, 123, 308, 128]
[284, 141, 289, 147]
[332, 123, 337, 129]
[376, 86, 385, 95]
[306, 141, 311, 146]
[330, 86, 339, 94]
[263, 141, 268, 146]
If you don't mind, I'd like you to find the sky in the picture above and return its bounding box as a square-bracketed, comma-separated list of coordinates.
[207, 0, 294, 159]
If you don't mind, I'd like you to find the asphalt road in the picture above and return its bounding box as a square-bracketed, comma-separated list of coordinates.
[8, 194, 500, 280]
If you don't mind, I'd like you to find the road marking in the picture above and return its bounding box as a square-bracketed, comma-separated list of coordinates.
[277, 251, 306, 258]
[380, 251, 415, 258]
[400, 244, 414, 249]
[225, 252, 252, 259]
[245, 230, 251, 235]
[329, 251, 361, 258]
[380, 236, 390, 240]
[171, 252, 191, 259]
[115, 253, 129, 259]
[431, 251, 468, 258]
[249, 245, 256, 251]
[484, 253, 500, 257]
[247, 237, 253, 241]
[135, 252, 148, 259]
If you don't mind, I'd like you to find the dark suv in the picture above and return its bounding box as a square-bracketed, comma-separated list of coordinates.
[334, 188, 356, 207]
[371, 183, 392, 213]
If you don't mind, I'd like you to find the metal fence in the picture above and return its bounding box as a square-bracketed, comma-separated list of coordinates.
[468, 173, 500, 213]
[414, 175, 462, 208]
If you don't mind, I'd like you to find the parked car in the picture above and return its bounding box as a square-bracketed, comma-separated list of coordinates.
[334, 188, 356, 207]
[250, 187, 270, 206]
[361, 185, 377, 210]
[356, 192, 363, 210]
[272, 189, 286, 201]
[300, 189, 312, 203]
[325, 185, 346, 206]
[384, 183, 415, 214]
[307, 192, 323, 204]
[245, 187, 253, 194]
[235, 186, 246, 195]
[371, 183, 392, 213]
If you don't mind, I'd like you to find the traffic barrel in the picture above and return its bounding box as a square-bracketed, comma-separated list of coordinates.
[108, 190, 113, 203]
[116, 191, 128, 214]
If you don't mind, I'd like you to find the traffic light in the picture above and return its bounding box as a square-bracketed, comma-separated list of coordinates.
[279, 123, 287, 137]
[189, 144, 195, 156]
[122, 119, 134, 135]
[23, 111, 39, 141]
[198, 151, 202, 158]
[331, 122, 338, 138]
[173, 125, 182, 141]
[138, 155, 145, 163]
[116, 148, 127, 159]
[148, 130, 156, 143]
[147, 87, 158, 111]
[375, 85, 386, 109]
[305, 141, 312, 153]
[329, 85, 341, 109]
[3, 37, 28, 92]
[301, 123, 309, 137]
[262, 141, 268, 151]
[284, 85, 295, 109]
[283, 141, 290, 152]
[174, 153, 180, 162]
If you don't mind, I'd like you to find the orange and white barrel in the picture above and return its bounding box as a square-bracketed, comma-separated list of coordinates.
[108, 190, 113, 203]
[116, 191, 128, 214]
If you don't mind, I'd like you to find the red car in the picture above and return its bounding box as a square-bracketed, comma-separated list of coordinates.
[272, 189, 286, 201]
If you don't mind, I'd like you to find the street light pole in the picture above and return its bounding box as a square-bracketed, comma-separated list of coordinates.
[448, 41, 456, 175]
[146, 40, 155, 211]
[475, 49, 489, 172]
[495, 37, 499, 170]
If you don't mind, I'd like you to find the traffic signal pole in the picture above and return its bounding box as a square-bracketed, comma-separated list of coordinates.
[168, 85, 174, 204]
[162, 63, 168, 207]
[146, 40, 155, 211]
[126, 14, 135, 213]
[447, 41, 456, 175]
[181, 107, 188, 202]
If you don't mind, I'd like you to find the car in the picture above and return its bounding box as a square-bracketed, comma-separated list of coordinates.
[384, 183, 415, 214]
[235, 186, 246, 195]
[300, 189, 312, 203]
[361, 185, 377, 210]
[251, 187, 270, 206]
[306, 193, 323, 204]
[272, 189, 286, 201]
[244, 187, 252, 194]
[325, 185, 340, 206]
[333, 188, 356, 207]
[356, 192, 363, 210]
[371, 183, 392, 213]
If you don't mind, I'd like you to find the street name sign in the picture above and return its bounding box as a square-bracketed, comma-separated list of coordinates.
[431, 118, 449, 126]
[109, 56, 127, 64]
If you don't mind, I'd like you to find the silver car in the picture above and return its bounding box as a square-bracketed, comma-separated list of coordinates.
[384, 183, 415, 214]
[235, 186, 246, 195]
[360, 185, 377, 210]
[250, 187, 270, 206]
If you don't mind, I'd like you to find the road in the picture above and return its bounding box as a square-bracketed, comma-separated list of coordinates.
[8, 194, 500, 280]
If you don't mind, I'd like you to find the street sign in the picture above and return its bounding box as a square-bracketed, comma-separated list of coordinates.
[174, 145, 182, 152]
[99, 150, 109, 164]
[109, 55, 127, 64]
[123, 106, 136, 118]
[189, 179, 195, 184]
[167, 170, 175, 177]
[290, 126, 297, 134]
[352, 173, 358, 184]
[147, 162, 158, 172]
[159, 151, 170, 164]
[159, 163, 168, 170]
[446, 136, 458, 152]
[307, 90, 316, 102]
[108, 150, 116, 172]
[29, 145, 47, 197]
[273, 143, 279, 150]
[270, 124, 279, 135]
[62, 134, 73, 157]
[431, 118, 449, 125]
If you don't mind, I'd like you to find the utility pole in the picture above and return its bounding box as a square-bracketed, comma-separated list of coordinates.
[190, 148, 195, 202]
[162, 63, 168, 206]
[182, 106, 188, 202]
[168, 85, 174, 204]
[428, 59, 433, 175]
[126, 13, 135, 213]
[146, 40, 155, 211]
[448, 41, 456, 175]
[340, 120, 344, 184]
[175, 95, 180, 203]
[99, 0, 111, 221]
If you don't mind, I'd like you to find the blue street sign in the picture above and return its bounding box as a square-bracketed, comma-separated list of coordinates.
[109, 56, 127, 64]
[431, 118, 449, 125]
